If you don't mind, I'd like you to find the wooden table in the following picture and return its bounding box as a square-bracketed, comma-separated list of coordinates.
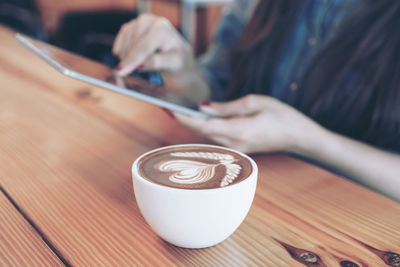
[1, 26, 399, 266]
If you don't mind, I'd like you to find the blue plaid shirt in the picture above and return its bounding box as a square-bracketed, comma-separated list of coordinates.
[199, 0, 359, 101]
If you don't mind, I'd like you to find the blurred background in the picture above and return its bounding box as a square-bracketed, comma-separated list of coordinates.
[0, 0, 231, 67]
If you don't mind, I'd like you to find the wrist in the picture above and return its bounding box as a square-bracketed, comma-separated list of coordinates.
[288, 123, 333, 158]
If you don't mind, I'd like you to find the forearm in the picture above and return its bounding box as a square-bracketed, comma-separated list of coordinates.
[294, 127, 400, 201]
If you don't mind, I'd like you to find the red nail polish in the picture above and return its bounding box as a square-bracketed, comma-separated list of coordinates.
[199, 101, 211, 106]
[115, 66, 122, 71]
[162, 108, 175, 119]
[137, 64, 145, 70]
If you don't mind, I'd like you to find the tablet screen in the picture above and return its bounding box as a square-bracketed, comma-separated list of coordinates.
[17, 34, 200, 112]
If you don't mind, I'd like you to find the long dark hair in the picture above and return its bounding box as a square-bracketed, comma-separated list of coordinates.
[228, 0, 400, 150]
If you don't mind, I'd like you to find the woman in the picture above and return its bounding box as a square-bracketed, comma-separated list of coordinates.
[112, 0, 400, 201]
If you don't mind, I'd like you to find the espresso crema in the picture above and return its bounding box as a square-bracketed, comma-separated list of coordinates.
[138, 146, 253, 189]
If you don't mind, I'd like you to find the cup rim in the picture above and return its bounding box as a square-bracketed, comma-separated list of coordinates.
[132, 144, 258, 192]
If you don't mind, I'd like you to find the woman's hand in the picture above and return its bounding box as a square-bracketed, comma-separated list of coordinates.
[112, 14, 211, 101]
[174, 94, 400, 201]
[113, 14, 196, 75]
[174, 94, 324, 154]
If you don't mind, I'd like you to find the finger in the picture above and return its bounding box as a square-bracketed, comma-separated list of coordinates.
[174, 113, 213, 135]
[199, 94, 270, 117]
[173, 111, 234, 147]
[113, 14, 155, 56]
[112, 22, 130, 56]
[116, 19, 172, 76]
[118, 22, 138, 59]
[174, 112, 242, 139]
[143, 50, 183, 72]
[119, 15, 156, 60]
[173, 112, 208, 132]
[207, 135, 233, 147]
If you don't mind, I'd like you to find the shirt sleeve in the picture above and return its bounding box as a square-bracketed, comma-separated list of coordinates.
[198, 0, 257, 101]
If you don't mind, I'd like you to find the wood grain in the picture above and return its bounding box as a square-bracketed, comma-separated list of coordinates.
[0, 190, 63, 266]
[1, 26, 400, 266]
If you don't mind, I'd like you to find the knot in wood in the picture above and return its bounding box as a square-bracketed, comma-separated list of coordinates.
[386, 252, 400, 266]
[298, 252, 317, 263]
[340, 260, 359, 267]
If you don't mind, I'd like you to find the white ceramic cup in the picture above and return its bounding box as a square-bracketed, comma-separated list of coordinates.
[131, 144, 258, 248]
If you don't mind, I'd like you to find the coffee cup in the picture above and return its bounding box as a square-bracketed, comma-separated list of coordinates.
[131, 144, 258, 248]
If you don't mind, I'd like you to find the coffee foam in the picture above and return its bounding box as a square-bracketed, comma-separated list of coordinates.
[138, 146, 252, 189]
[159, 152, 242, 187]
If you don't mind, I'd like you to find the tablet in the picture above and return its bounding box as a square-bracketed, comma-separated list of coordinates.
[16, 33, 210, 118]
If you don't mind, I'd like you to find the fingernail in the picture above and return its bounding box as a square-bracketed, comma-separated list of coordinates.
[137, 64, 145, 70]
[162, 108, 175, 119]
[115, 65, 122, 71]
[199, 101, 211, 106]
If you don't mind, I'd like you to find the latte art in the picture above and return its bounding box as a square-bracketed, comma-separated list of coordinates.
[158, 152, 242, 187]
[138, 146, 253, 189]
